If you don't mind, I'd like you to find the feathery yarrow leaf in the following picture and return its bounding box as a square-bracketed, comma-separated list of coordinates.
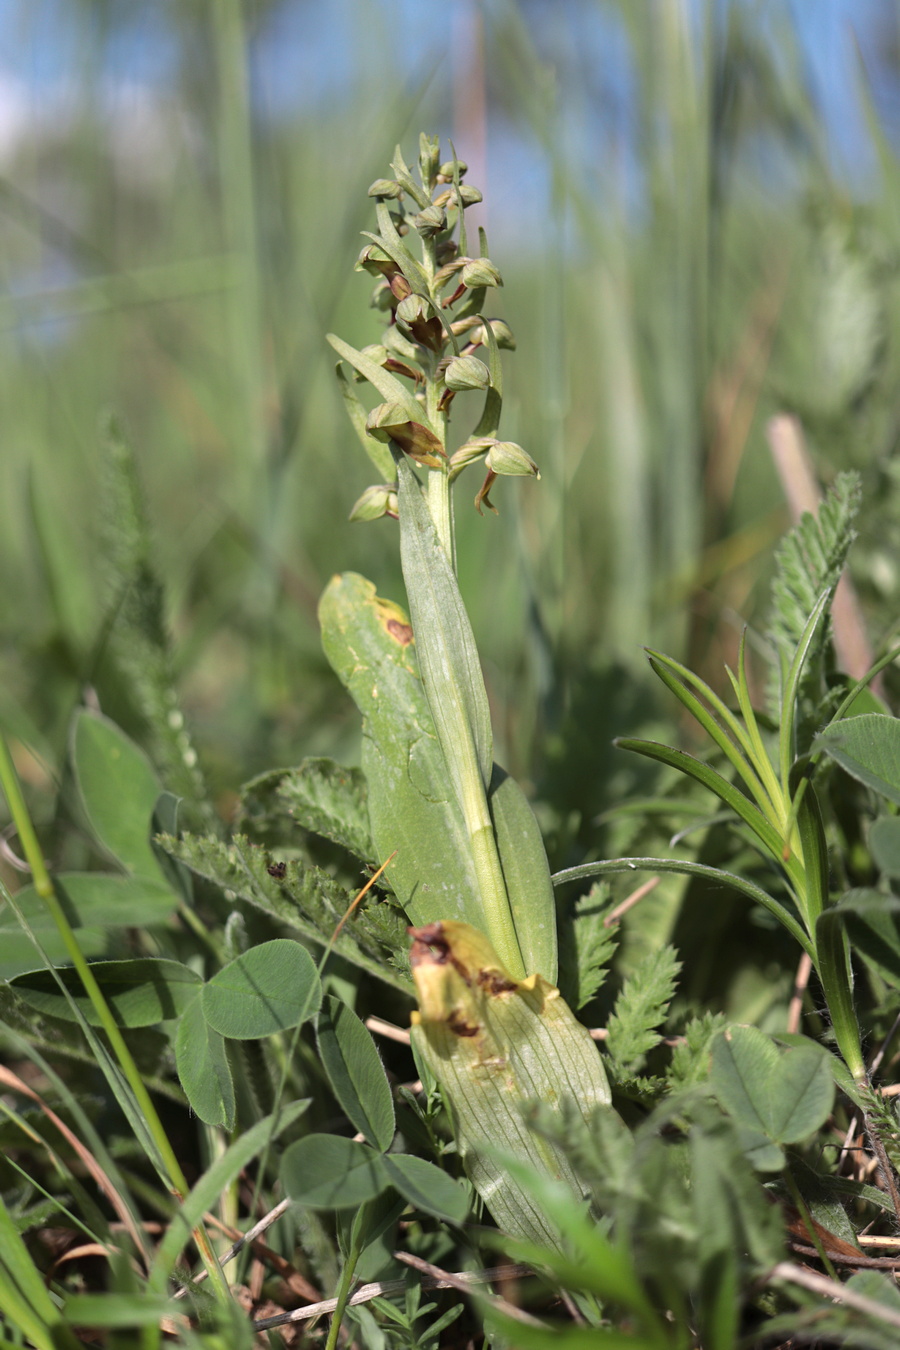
[766, 470, 862, 721]
[605, 945, 681, 1074]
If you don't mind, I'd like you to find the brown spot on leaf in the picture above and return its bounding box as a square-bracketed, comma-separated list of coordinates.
[476, 969, 517, 995]
[386, 619, 414, 645]
[447, 1011, 480, 1038]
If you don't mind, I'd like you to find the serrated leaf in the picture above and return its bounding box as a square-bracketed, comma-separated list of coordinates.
[668, 1012, 728, 1090]
[71, 710, 165, 880]
[814, 714, 900, 805]
[316, 995, 394, 1150]
[560, 882, 618, 1011]
[175, 995, 235, 1130]
[281, 1134, 387, 1209]
[766, 471, 861, 725]
[98, 417, 213, 826]
[710, 1026, 834, 1171]
[239, 759, 373, 860]
[201, 939, 321, 1038]
[158, 831, 412, 992]
[605, 946, 681, 1074]
[10, 958, 201, 1027]
[380, 1153, 470, 1224]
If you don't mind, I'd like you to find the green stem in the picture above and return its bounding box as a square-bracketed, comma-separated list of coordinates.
[0, 734, 231, 1304]
[325, 1212, 370, 1350]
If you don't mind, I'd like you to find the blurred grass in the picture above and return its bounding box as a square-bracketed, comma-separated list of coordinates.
[3, 0, 900, 848]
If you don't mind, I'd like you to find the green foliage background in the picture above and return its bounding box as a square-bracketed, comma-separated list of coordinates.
[4, 0, 900, 988]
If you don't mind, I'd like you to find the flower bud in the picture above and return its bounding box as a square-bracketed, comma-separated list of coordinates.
[473, 318, 516, 351]
[411, 203, 446, 238]
[366, 401, 411, 442]
[389, 274, 413, 303]
[486, 440, 540, 478]
[367, 178, 403, 200]
[418, 133, 440, 187]
[444, 355, 491, 392]
[437, 158, 468, 180]
[449, 438, 493, 472]
[356, 242, 396, 277]
[395, 293, 429, 326]
[434, 184, 483, 210]
[461, 257, 502, 288]
[365, 403, 445, 467]
[349, 484, 398, 522]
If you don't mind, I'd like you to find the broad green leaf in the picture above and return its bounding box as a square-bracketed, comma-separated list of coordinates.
[315, 995, 395, 1150]
[814, 714, 900, 805]
[0, 928, 109, 981]
[71, 710, 164, 879]
[380, 1153, 469, 1224]
[318, 573, 483, 932]
[239, 759, 373, 860]
[10, 958, 201, 1027]
[201, 939, 321, 1038]
[4, 874, 176, 933]
[710, 1026, 834, 1170]
[281, 1134, 388, 1209]
[489, 765, 557, 982]
[396, 456, 493, 794]
[409, 922, 610, 1248]
[870, 818, 900, 878]
[158, 830, 411, 992]
[151, 1099, 309, 1284]
[175, 995, 235, 1130]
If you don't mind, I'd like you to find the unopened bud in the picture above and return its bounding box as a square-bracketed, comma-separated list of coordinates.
[366, 401, 410, 442]
[365, 402, 445, 467]
[356, 242, 396, 277]
[396, 293, 429, 326]
[450, 438, 493, 471]
[473, 318, 516, 351]
[418, 133, 440, 187]
[444, 355, 491, 392]
[486, 440, 540, 478]
[438, 159, 468, 180]
[367, 178, 403, 200]
[349, 484, 398, 522]
[461, 257, 502, 288]
[411, 203, 446, 238]
[434, 184, 483, 210]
